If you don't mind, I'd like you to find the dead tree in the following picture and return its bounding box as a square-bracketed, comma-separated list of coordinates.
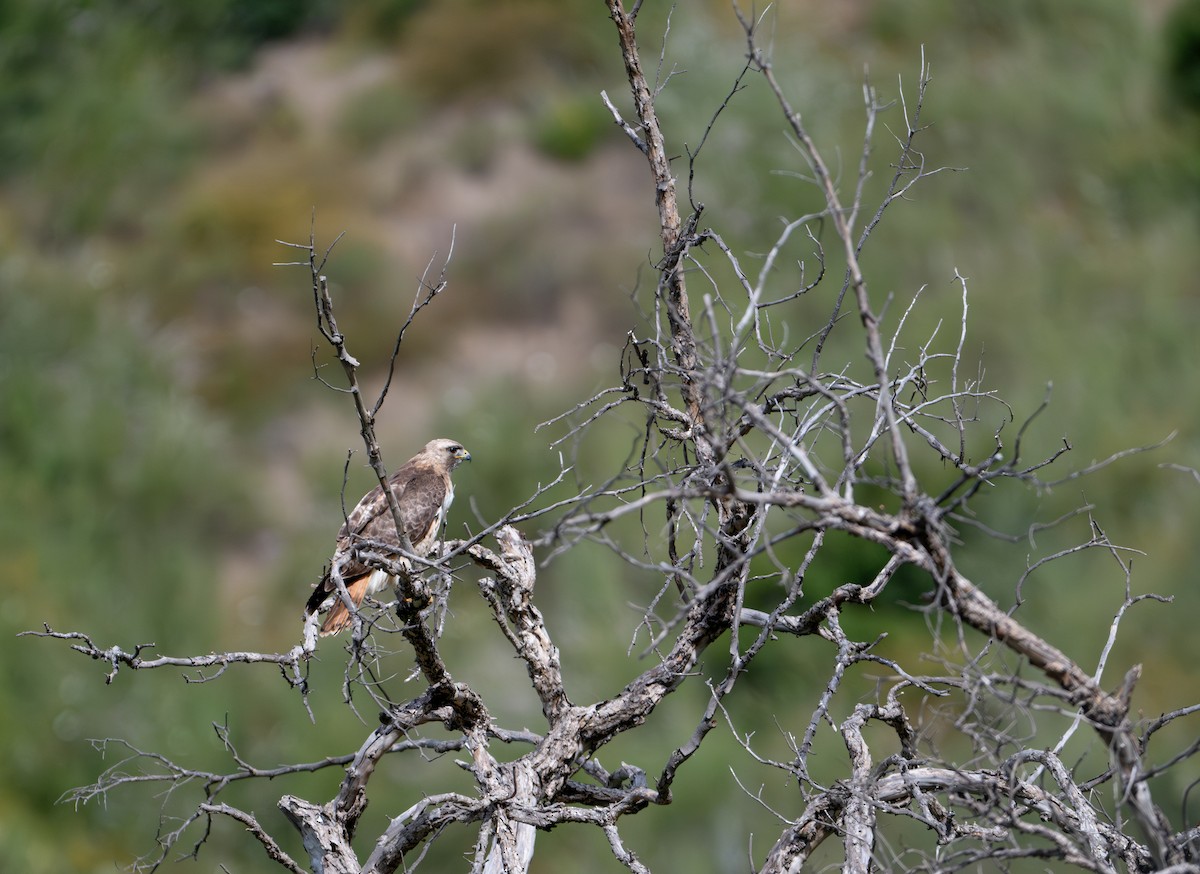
[25, 2, 1200, 872]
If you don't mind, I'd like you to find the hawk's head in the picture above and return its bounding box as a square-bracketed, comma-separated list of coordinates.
[425, 437, 472, 471]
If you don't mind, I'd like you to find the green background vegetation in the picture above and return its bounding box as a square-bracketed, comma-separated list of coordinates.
[2, 0, 1199, 870]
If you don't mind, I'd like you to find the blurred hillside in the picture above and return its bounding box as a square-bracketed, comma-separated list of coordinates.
[2, 0, 1199, 871]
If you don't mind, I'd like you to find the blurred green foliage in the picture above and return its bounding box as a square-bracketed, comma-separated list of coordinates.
[531, 92, 614, 161]
[0, 254, 252, 870]
[0, 0, 345, 237]
[1165, 0, 1200, 115]
[2, 0, 1199, 871]
[400, 0, 610, 101]
[337, 78, 424, 150]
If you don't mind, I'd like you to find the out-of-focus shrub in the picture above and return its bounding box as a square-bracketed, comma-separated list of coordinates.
[1165, 0, 1200, 116]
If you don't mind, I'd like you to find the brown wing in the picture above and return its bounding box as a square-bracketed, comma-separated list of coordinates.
[305, 463, 447, 605]
[393, 467, 450, 554]
[333, 465, 447, 575]
[304, 466, 448, 628]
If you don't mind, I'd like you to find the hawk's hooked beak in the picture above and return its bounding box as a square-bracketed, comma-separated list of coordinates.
[456, 448, 472, 463]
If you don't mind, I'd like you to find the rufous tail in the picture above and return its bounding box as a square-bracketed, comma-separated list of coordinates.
[309, 576, 370, 636]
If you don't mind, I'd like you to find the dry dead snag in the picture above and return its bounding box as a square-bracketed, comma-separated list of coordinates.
[22, 3, 1199, 873]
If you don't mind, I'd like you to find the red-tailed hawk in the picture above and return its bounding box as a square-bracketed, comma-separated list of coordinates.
[305, 438, 472, 636]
